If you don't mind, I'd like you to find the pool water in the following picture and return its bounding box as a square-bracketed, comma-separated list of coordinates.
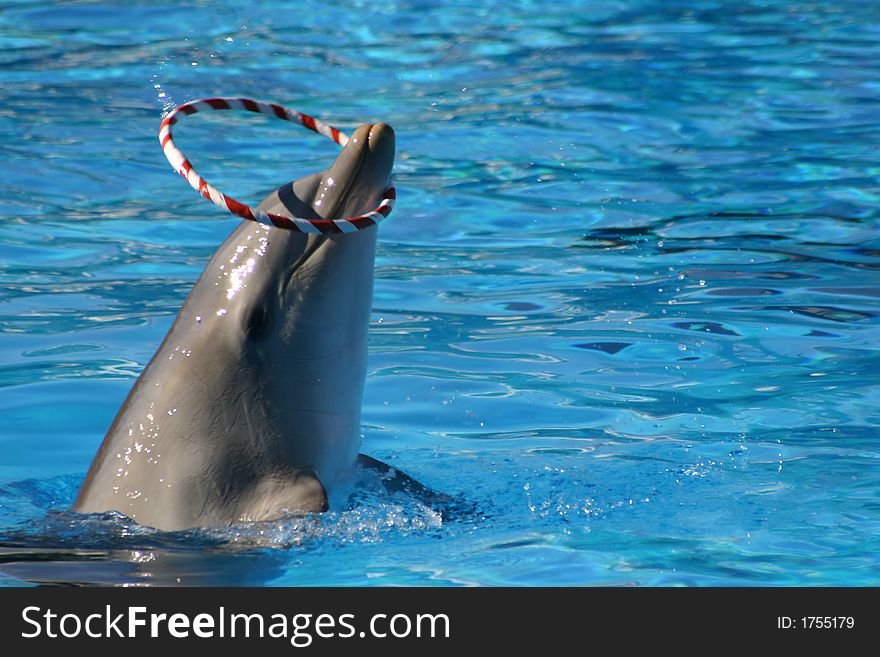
[1, 0, 879, 586]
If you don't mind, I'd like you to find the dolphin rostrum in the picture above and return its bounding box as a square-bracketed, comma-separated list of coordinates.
[74, 122, 404, 531]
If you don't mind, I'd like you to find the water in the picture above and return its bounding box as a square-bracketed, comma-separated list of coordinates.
[1, 0, 879, 586]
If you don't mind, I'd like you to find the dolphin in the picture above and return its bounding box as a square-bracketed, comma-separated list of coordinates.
[74, 122, 415, 532]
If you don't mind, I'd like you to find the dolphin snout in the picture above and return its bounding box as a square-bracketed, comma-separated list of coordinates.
[357, 121, 395, 188]
[366, 122, 394, 159]
[315, 121, 395, 221]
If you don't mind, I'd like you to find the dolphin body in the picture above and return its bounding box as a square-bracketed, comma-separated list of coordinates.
[73, 123, 401, 532]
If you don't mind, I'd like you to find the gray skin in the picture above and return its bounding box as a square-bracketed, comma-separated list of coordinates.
[73, 123, 396, 531]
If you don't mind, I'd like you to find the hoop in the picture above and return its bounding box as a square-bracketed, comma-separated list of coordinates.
[158, 97, 395, 234]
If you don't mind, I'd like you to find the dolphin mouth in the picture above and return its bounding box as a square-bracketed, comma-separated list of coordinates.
[253, 120, 395, 228]
[322, 123, 374, 217]
[317, 121, 395, 221]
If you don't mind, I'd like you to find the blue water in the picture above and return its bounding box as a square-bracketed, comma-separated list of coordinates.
[1, 0, 879, 586]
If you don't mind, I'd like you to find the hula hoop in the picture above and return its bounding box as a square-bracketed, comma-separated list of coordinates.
[158, 97, 395, 234]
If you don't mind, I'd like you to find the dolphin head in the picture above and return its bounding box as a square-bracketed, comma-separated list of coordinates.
[74, 121, 396, 529]
[199, 121, 397, 487]
[246, 122, 394, 467]
[233, 122, 395, 349]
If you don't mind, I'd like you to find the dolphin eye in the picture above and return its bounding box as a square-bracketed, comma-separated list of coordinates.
[243, 301, 268, 340]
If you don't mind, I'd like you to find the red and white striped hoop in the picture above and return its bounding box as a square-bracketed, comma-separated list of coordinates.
[158, 97, 395, 234]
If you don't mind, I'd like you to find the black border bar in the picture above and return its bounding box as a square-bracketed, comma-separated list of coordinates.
[1, 586, 875, 652]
